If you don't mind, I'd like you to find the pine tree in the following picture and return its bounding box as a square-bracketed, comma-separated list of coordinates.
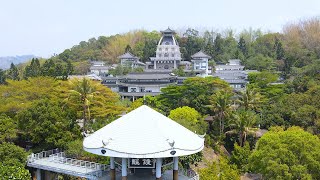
[0, 69, 6, 85]
[7, 63, 20, 80]
[24, 58, 41, 78]
[214, 34, 223, 55]
[41, 59, 55, 77]
[274, 37, 285, 60]
[238, 36, 248, 57]
[125, 45, 132, 53]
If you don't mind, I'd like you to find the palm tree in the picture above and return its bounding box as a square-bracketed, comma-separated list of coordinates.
[237, 88, 263, 111]
[226, 110, 258, 146]
[68, 78, 97, 132]
[210, 90, 233, 135]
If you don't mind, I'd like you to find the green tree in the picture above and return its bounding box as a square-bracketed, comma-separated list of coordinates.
[226, 110, 258, 146]
[199, 157, 240, 180]
[0, 114, 17, 142]
[0, 142, 28, 166]
[249, 127, 320, 179]
[245, 54, 275, 71]
[0, 69, 6, 85]
[180, 152, 203, 169]
[0, 142, 30, 179]
[248, 71, 278, 88]
[68, 78, 98, 132]
[125, 44, 132, 52]
[16, 99, 80, 149]
[274, 37, 285, 60]
[168, 106, 207, 134]
[0, 77, 61, 114]
[237, 88, 264, 111]
[230, 142, 251, 173]
[238, 36, 248, 57]
[0, 162, 31, 180]
[67, 78, 122, 132]
[7, 63, 20, 80]
[209, 90, 233, 135]
[24, 58, 41, 78]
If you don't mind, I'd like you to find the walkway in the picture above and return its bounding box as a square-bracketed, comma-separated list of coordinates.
[27, 149, 114, 180]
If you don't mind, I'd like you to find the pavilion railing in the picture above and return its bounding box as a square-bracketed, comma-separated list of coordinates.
[49, 152, 109, 171]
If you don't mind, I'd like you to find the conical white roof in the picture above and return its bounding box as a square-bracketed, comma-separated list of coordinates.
[83, 105, 204, 158]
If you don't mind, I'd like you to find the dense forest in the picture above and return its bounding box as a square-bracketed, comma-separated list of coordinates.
[0, 17, 320, 179]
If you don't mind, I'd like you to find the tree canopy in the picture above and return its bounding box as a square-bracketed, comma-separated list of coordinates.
[249, 127, 320, 179]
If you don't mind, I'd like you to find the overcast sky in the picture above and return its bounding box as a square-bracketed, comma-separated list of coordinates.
[0, 0, 319, 57]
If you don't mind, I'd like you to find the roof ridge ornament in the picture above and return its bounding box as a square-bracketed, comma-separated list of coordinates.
[198, 133, 206, 139]
[102, 138, 113, 147]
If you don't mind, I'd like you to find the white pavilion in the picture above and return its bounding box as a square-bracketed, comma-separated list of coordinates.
[83, 105, 204, 180]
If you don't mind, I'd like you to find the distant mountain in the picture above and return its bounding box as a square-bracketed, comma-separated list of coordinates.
[0, 55, 37, 69]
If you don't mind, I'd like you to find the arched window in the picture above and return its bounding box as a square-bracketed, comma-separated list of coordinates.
[164, 53, 169, 57]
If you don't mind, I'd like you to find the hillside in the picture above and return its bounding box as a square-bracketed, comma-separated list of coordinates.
[0, 55, 37, 69]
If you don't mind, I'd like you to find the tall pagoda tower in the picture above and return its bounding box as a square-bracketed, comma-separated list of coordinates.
[150, 28, 182, 70]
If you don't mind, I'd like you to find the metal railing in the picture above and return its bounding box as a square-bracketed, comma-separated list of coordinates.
[49, 152, 109, 171]
[27, 149, 111, 179]
[27, 148, 60, 162]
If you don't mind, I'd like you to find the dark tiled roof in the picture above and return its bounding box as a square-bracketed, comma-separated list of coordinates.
[191, 50, 211, 59]
[161, 27, 175, 34]
[90, 66, 110, 70]
[118, 52, 139, 59]
[120, 73, 176, 80]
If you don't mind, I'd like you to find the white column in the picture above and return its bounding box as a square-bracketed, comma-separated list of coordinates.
[110, 157, 116, 180]
[36, 169, 41, 180]
[156, 158, 162, 179]
[154, 61, 157, 69]
[122, 158, 127, 177]
[205, 59, 209, 76]
[174, 60, 177, 69]
[173, 157, 179, 180]
[173, 157, 178, 171]
[110, 157, 115, 169]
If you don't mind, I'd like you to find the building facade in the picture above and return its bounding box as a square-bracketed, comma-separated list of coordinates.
[213, 59, 253, 90]
[89, 60, 110, 76]
[191, 50, 211, 76]
[102, 72, 185, 100]
[148, 28, 182, 70]
[118, 52, 146, 69]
